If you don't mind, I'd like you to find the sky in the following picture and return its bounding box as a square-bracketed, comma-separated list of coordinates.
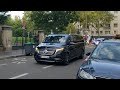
[7, 11, 24, 19]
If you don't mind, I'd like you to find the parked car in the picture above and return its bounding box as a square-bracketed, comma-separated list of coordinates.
[34, 34, 85, 65]
[76, 40, 120, 79]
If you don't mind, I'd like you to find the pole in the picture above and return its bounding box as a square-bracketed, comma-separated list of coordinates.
[22, 28, 24, 54]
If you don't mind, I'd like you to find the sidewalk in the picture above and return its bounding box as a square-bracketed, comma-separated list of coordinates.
[0, 49, 25, 60]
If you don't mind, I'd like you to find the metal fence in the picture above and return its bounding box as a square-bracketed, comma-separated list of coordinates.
[12, 31, 35, 50]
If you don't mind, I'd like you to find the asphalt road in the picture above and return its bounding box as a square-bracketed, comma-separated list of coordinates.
[0, 45, 95, 79]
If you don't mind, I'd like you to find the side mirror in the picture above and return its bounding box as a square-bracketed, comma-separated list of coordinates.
[86, 52, 91, 56]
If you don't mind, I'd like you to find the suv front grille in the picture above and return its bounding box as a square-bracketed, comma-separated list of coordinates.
[38, 47, 56, 55]
[39, 51, 55, 55]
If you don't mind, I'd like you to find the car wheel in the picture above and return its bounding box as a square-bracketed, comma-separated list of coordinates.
[63, 54, 69, 65]
[26, 53, 30, 56]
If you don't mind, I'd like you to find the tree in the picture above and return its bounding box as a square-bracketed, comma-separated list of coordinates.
[64, 23, 76, 34]
[30, 11, 78, 34]
[5, 15, 23, 37]
[76, 11, 114, 36]
[22, 11, 35, 32]
[0, 11, 9, 25]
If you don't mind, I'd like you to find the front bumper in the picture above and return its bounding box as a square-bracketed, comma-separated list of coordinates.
[34, 52, 63, 62]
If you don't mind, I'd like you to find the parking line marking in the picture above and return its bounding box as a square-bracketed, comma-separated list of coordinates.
[9, 73, 29, 79]
[21, 60, 27, 61]
[14, 58, 18, 60]
[12, 62, 17, 63]
[17, 62, 22, 64]
[43, 65, 53, 69]
[0, 64, 7, 66]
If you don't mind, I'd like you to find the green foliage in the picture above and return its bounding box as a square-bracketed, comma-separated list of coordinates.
[30, 11, 78, 34]
[64, 23, 76, 34]
[0, 11, 9, 24]
[76, 11, 114, 36]
[22, 11, 35, 32]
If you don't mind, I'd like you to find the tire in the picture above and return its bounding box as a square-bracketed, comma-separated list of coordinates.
[63, 54, 69, 65]
[26, 53, 30, 56]
[36, 61, 41, 64]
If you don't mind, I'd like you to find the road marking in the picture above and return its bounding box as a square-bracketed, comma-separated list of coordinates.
[17, 62, 22, 64]
[9, 73, 29, 79]
[14, 58, 18, 60]
[43, 65, 53, 69]
[12, 62, 17, 63]
[0, 64, 7, 66]
[23, 58, 26, 59]
[21, 60, 27, 61]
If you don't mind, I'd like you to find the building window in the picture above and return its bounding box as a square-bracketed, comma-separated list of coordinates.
[114, 31, 116, 34]
[114, 11, 118, 14]
[91, 31, 94, 34]
[105, 31, 110, 34]
[105, 24, 111, 29]
[100, 31, 103, 34]
[114, 23, 118, 28]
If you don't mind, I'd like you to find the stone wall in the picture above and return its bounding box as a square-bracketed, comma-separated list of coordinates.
[0, 25, 12, 51]
[38, 30, 45, 43]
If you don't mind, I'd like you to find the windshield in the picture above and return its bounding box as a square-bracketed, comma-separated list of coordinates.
[43, 36, 66, 44]
[90, 42, 120, 62]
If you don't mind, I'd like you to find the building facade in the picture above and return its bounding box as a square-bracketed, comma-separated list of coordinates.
[75, 11, 120, 36]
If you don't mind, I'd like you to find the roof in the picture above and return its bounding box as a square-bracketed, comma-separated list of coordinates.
[103, 39, 120, 43]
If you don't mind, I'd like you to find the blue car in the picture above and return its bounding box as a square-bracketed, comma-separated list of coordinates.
[76, 40, 120, 79]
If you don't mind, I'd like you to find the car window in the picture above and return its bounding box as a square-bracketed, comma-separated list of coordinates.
[71, 35, 83, 43]
[91, 42, 120, 62]
[43, 36, 66, 43]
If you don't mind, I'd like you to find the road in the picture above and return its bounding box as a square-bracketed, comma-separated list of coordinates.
[0, 45, 95, 79]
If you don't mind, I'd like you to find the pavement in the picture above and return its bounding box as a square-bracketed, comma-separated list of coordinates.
[0, 49, 25, 60]
[0, 46, 95, 79]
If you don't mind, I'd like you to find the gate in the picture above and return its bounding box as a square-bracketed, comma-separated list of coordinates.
[12, 29, 35, 50]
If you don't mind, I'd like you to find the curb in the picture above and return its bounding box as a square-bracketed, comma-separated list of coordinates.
[0, 54, 25, 60]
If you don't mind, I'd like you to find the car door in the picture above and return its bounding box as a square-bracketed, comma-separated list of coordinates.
[67, 35, 75, 59]
[72, 35, 81, 58]
[75, 35, 85, 57]
[67, 35, 77, 60]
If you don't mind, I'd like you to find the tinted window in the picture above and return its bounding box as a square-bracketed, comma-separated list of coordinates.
[90, 42, 120, 62]
[43, 36, 66, 43]
[71, 35, 83, 42]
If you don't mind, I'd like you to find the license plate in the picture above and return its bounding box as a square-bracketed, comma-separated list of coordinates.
[41, 56, 49, 59]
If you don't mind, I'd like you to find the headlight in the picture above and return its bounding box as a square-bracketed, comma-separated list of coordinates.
[79, 70, 96, 79]
[55, 48, 64, 54]
[35, 47, 39, 53]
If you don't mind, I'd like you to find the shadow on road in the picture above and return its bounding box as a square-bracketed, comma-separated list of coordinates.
[35, 57, 84, 66]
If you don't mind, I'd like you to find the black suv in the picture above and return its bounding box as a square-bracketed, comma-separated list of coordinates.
[34, 34, 85, 65]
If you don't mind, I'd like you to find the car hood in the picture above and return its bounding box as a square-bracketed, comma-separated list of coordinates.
[37, 43, 64, 48]
[81, 59, 120, 79]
